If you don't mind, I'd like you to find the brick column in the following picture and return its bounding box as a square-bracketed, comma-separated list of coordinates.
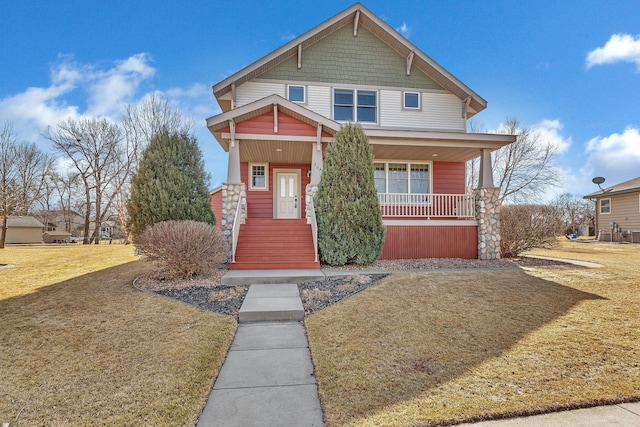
[476, 187, 501, 260]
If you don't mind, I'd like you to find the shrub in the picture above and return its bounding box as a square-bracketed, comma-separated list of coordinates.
[315, 122, 385, 265]
[127, 131, 215, 238]
[500, 204, 564, 258]
[134, 220, 228, 279]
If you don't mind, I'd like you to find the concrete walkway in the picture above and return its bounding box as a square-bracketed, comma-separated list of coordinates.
[202, 265, 638, 427]
[196, 284, 324, 427]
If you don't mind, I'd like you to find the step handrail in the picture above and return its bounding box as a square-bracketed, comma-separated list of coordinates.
[307, 195, 319, 262]
[231, 197, 246, 263]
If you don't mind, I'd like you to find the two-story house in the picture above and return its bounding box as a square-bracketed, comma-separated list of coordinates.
[207, 3, 515, 269]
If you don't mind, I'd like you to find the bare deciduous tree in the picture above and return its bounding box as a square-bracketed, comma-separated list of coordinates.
[552, 193, 595, 235]
[467, 117, 562, 203]
[0, 122, 19, 248]
[1, 122, 55, 248]
[48, 118, 131, 244]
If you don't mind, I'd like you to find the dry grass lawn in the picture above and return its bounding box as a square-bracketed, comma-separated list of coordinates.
[306, 240, 640, 426]
[0, 244, 236, 426]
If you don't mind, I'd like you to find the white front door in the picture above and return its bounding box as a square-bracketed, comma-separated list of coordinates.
[276, 171, 299, 218]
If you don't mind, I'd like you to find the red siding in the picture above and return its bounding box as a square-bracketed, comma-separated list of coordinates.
[210, 190, 223, 230]
[380, 225, 478, 259]
[221, 112, 332, 137]
[432, 161, 466, 194]
[242, 162, 311, 218]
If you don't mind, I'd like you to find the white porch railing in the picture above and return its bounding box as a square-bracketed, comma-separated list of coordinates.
[231, 197, 246, 263]
[377, 193, 475, 218]
[307, 195, 319, 262]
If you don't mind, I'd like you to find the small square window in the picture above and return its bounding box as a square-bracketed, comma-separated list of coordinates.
[249, 163, 268, 191]
[600, 198, 611, 214]
[404, 92, 420, 109]
[287, 85, 305, 103]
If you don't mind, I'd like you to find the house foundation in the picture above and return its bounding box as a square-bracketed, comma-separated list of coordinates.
[476, 187, 501, 260]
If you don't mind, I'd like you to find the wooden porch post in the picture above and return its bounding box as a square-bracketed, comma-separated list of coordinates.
[310, 125, 323, 185]
[227, 119, 241, 184]
[478, 148, 495, 188]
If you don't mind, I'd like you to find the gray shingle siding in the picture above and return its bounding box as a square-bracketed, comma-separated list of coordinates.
[260, 25, 443, 90]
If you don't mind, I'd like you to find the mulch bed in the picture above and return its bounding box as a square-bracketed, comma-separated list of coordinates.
[135, 256, 574, 319]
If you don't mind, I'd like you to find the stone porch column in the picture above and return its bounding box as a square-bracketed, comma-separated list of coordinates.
[475, 149, 501, 260]
[221, 182, 246, 257]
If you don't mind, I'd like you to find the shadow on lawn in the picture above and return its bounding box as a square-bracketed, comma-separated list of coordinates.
[306, 269, 607, 426]
[0, 260, 234, 426]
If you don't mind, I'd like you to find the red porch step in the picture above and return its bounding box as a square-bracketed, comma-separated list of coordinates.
[231, 218, 320, 270]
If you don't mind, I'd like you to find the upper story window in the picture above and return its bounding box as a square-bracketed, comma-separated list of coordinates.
[249, 163, 268, 191]
[403, 92, 420, 109]
[287, 85, 305, 103]
[333, 89, 377, 123]
[600, 198, 611, 214]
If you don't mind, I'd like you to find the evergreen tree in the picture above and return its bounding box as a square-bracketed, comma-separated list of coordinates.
[127, 131, 215, 237]
[315, 122, 385, 265]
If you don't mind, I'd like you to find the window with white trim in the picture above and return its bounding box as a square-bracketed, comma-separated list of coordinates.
[287, 85, 305, 103]
[600, 198, 611, 214]
[249, 163, 268, 191]
[333, 89, 377, 123]
[403, 92, 420, 109]
[373, 162, 431, 194]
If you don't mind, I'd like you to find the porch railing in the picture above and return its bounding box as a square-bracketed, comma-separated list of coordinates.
[231, 197, 246, 263]
[377, 193, 475, 218]
[307, 195, 319, 262]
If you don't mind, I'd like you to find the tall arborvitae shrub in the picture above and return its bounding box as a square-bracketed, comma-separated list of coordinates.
[127, 131, 215, 237]
[315, 122, 385, 265]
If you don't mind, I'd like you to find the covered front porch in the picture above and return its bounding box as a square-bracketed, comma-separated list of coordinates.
[207, 95, 514, 265]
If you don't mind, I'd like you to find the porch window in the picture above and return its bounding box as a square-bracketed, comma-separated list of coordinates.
[374, 162, 431, 194]
[287, 85, 305, 103]
[600, 198, 611, 214]
[403, 92, 420, 109]
[333, 89, 377, 123]
[249, 163, 268, 191]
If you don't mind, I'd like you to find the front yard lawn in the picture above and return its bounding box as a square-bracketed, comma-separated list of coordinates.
[0, 244, 236, 426]
[306, 241, 640, 426]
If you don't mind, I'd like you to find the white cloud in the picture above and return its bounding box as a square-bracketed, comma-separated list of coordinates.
[533, 119, 572, 154]
[0, 53, 157, 142]
[582, 127, 640, 186]
[586, 33, 640, 70]
[85, 53, 156, 117]
[396, 23, 410, 38]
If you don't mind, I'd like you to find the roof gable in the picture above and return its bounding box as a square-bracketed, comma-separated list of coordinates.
[213, 3, 486, 114]
[260, 24, 443, 90]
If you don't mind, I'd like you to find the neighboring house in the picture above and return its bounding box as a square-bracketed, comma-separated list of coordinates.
[584, 177, 640, 243]
[0, 216, 45, 244]
[43, 231, 72, 244]
[207, 3, 515, 269]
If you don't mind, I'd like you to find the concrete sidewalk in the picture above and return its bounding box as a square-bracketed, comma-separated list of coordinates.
[462, 401, 640, 426]
[196, 284, 324, 427]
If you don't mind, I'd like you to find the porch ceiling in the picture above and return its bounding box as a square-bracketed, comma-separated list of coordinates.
[371, 144, 484, 163]
[239, 140, 314, 163]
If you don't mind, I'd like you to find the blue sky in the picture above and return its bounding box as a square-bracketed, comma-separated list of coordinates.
[2, 1, 639, 199]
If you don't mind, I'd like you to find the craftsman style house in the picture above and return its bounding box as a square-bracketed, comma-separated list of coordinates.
[207, 3, 515, 269]
[584, 176, 640, 242]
